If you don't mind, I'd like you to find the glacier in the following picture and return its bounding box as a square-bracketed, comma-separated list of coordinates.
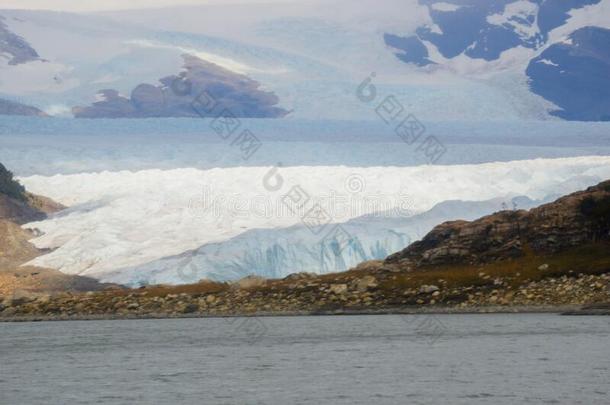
[104, 196, 545, 286]
[19, 156, 610, 285]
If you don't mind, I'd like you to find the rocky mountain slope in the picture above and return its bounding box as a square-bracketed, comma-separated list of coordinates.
[386, 180, 610, 268]
[0, 163, 113, 297]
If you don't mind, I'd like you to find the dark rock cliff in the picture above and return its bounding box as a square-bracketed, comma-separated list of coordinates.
[386, 180, 610, 267]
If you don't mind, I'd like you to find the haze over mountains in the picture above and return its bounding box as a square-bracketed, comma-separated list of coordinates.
[1, 0, 609, 120]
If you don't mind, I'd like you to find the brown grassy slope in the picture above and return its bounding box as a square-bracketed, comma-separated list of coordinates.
[378, 242, 610, 294]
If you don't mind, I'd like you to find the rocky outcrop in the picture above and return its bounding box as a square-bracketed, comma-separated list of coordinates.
[73, 54, 288, 119]
[386, 180, 610, 268]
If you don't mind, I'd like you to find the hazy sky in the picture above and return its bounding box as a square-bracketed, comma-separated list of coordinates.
[0, 0, 299, 12]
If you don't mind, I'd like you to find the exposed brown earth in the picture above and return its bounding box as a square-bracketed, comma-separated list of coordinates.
[0, 214, 116, 298]
[0, 167, 115, 299]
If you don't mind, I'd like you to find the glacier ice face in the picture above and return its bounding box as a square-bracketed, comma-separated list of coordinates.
[19, 156, 610, 284]
[105, 196, 543, 286]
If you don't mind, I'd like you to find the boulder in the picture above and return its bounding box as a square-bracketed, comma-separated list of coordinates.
[419, 285, 440, 294]
[233, 275, 267, 289]
[329, 284, 348, 295]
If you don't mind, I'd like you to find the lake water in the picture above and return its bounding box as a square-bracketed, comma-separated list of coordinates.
[3, 117, 610, 176]
[0, 314, 608, 404]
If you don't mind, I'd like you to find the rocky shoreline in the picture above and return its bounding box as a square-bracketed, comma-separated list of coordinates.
[1, 177, 608, 322]
[0, 306, 590, 323]
[1, 270, 608, 322]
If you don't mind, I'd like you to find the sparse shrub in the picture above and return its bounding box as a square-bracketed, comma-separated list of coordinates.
[580, 196, 610, 240]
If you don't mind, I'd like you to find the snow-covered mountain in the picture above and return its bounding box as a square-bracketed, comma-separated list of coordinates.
[1, 0, 609, 120]
[386, 0, 602, 64]
[384, 0, 610, 121]
[527, 26, 610, 121]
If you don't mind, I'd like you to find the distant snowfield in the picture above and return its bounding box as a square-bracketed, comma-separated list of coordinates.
[19, 156, 610, 283]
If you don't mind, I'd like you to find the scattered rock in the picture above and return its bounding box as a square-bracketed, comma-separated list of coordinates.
[180, 303, 198, 314]
[329, 284, 348, 295]
[354, 275, 378, 292]
[419, 285, 440, 294]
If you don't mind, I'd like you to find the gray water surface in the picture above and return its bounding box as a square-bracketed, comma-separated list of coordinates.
[1, 314, 608, 404]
